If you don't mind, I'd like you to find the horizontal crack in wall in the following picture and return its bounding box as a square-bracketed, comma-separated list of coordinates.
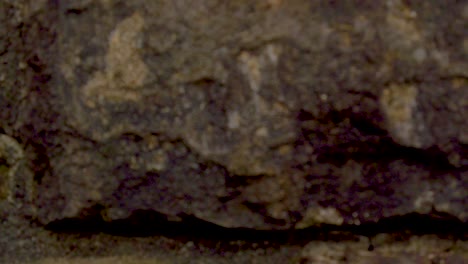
[44, 209, 467, 252]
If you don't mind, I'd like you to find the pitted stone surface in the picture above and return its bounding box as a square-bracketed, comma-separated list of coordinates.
[0, 0, 466, 231]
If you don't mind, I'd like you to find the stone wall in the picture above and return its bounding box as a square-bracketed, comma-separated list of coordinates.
[0, 0, 466, 263]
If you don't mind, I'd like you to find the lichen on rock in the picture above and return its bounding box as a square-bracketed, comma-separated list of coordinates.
[0, 134, 25, 202]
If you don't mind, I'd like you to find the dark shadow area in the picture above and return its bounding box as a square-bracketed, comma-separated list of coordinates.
[296, 108, 465, 173]
[45, 209, 467, 252]
[315, 139, 456, 172]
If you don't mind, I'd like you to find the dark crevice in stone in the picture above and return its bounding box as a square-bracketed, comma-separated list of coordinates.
[190, 77, 218, 87]
[225, 174, 265, 189]
[45, 210, 467, 252]
[297, 109, 316, 122]
[299, 108, 387, 137]
[333, 143, 456, 177]
[26, 142, 51, 185]
[65, 8, 87, 15]
[315, 139, 454, 172]
[297, 108, 461, 173]
[347, 113, 386, 136]
[27, 54, 46, 73]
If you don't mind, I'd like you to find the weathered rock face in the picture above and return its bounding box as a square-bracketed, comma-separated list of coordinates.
[1, 0, 467, 231]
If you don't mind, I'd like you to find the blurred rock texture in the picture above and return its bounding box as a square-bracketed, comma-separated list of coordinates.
[0, 0, 467, 262]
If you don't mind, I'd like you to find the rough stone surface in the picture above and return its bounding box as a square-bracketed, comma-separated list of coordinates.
[0, 0, 467, 262]
[25, 0, 468, 229]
